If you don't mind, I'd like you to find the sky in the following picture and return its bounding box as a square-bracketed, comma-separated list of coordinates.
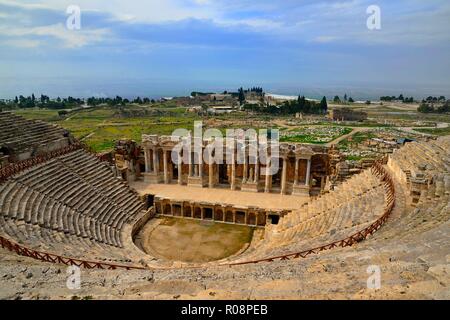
[0, 0, 449, 100]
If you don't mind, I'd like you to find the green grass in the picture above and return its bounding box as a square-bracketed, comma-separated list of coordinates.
[339, 131, 375, 147]
[14, 106, 441, 154]
[13, 107, 200, 153]
[280, 126, 352, 144]
[415, 127, 450, 136]
[345, 155, 364, 161]
[14, 108, 60, 121]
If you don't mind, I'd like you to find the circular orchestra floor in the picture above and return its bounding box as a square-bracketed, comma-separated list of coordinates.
[138, 217, 255, 263]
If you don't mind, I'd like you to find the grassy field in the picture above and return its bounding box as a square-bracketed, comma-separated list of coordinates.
[339, 131, 375, 147]
[415, 127, 450, 136]
[12, 106, 448, 153]
[13, 107, 200, 153]
[280, 126, 352, 144]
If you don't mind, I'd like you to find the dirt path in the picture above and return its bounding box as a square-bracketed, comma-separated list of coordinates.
[325, 127, 370, 147]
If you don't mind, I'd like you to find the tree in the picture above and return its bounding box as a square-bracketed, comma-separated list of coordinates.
[320, 96, 328, 113]
[365, 100, 371, 105]
[333, 96, 341, 103]
[14, 96, 18, 104]
[348, 97, 354, 103]
[344, 94, 348, 101]
[238, 87, 245, 105]
[418, 103, 434, 113]
[436, 102, 450, 113]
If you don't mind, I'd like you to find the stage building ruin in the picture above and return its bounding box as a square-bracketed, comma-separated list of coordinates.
[138, 134, 331, 196]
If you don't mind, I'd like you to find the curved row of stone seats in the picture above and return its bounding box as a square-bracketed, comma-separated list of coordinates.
[0, 181, 123, 247]
[388, 137, 449, 207]
[0, 216, 135, 264]
[8, 149, 144, 231]
[278, 169, 381, 229]
[388, 137, 450, 184]
[229, 168, 386, 263]
[422, 173, 450, 200]
[0, 149, 145, 262]
[57, 150, 143, 220]
[369, 189, 449, 245]
[0, 112, 69, 154]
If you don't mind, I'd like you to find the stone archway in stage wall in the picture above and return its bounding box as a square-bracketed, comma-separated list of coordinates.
[235, 211, 246, 224]
[183, 205, 192, 217]
[173, 204, 182, 216]
[204, 208, 213, 220]
[214, 208, 224, 221]
[193, 207, 202, 219]
[163, 203, 172, 215]
[225, 210, 234, 223]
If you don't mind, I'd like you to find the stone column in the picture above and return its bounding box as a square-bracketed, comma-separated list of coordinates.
[153, 148, 159, 174]
[209, 163, 214, 188]
[305, 158, 311, 186]
[178, 152, 183, 185]
[281, 157, 287, 195]
[163, 150, 169, 184]
[231, 151, 236, 190]
[264, 158, 271, 193]
[188, 152, 193, 177]
[144, 148, 150, 173]
[294, 158, 299, 185]
[243, 149, 248, 184]
[198, 153, 203, 179]
[254, 157, 259, 183]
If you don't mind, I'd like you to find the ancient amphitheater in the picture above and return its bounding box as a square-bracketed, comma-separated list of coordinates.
[0, 111, 449, 300]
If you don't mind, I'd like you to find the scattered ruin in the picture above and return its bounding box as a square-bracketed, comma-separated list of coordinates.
[329, 107, 368, 121]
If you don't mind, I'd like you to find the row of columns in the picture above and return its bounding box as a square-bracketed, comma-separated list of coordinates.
[144, 147, 312, 194]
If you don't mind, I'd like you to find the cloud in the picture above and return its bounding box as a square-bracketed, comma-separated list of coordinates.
[314, 36, 340, 43]
[2, 39, 41, 48]
[0, 23, 110, 48]
[2, 0, 450, 47]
